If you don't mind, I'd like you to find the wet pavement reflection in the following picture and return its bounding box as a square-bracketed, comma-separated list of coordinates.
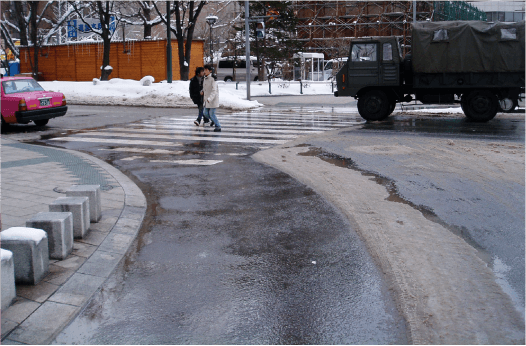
[48, 110, 407, 344]
[360, 115, 525, 142]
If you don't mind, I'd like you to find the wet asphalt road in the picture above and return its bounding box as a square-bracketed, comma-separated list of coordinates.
[7, 103, 522, 343]
[303, 114, 525, 317]
[44, 109, 407, 344]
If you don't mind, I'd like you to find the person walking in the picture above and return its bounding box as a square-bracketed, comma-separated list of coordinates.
[202, 64, 221, 132]
[189, 67, 209, 126]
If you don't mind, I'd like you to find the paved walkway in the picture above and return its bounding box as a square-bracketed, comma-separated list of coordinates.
[1, 138, 146, 345]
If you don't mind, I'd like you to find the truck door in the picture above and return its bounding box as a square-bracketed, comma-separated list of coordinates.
[380, 42, 399, 85]
[348, 42, 379, 88]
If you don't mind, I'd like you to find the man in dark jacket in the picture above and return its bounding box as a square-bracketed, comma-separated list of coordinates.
[189, 66, 208, 126]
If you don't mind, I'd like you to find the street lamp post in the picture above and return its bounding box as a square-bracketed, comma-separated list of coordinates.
[206, 15, 218, 71]
[166, 1, 172, 83]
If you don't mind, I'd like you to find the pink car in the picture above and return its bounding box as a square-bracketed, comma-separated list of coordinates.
[1, 76, 67, 126]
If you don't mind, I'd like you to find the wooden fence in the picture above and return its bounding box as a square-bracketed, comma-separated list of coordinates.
[19, 39, 204, 82]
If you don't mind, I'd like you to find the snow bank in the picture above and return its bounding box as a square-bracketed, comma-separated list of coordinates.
[1, 249, 13, 261]
[40, 78, 263, 111]
[1, 227, 47, 242]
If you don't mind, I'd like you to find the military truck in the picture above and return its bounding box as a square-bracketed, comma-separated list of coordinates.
[334, 21, 525, 122]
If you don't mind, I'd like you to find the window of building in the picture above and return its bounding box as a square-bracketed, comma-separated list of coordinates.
[513, 12, 524, 22]
[505, 11, 514, 22]
[498, 12, 505, 22]
[486, 12, 493, 21]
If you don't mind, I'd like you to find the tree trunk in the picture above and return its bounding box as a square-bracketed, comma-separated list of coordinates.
[29, 2, 39, 80]
[143, 5, 152, 39]
[100, 37, 112, 80]
[14, 2, 28, 46]
[177, 37, 188, 81]
[182, 24, 198, 81]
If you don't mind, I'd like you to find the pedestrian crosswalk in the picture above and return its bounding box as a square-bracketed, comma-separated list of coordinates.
[50, 109, 363, 164]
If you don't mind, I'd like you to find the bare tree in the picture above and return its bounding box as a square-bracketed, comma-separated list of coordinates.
[118, 1, 164, 39]
[70, 1, 120, 80]
[154, 1, 206, 81]
[1, 1, 78, 68]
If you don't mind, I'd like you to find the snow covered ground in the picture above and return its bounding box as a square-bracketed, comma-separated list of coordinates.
[39, 78, 263, 111]
[39, 78, 261, 111]
[39, 77, 335, 111]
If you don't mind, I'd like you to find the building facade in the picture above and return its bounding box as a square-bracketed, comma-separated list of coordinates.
[469, 1, 525, 22]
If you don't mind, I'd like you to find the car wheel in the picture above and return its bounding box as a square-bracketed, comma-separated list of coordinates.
[1, 115, 9, 128]
[462, 90, 498, 122]
[34, 119, 49, 126]
[254, 76, 259, 81]
[357, 90, 391, 121]
[224, 77, 233, 82]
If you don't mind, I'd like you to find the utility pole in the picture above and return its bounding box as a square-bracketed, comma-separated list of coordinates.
[166, 1, 172, 83]
[245, 1, 251, 100]
[413, 1, 417, 23]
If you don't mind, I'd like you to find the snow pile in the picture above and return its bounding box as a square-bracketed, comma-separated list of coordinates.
[1, 249, 13, 261]
[1, 227, 47, 242]
[41, 78, 262, 111]
[140, 76, 154, 86]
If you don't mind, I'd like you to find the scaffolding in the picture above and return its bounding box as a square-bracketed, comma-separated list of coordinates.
[292, 1, 486, 58]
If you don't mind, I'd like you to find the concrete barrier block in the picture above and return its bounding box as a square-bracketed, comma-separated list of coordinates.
[49, 197, 90, 239]
[26, 212, 73, 260]
[66, 185, 102, 223]
[1, 249, 16, 310]
[1, 227, 49, 285]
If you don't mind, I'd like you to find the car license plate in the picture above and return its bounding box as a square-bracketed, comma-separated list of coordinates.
[39, 98, 50, 106]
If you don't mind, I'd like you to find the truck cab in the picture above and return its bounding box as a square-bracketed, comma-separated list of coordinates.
[336, 37, 402, 98]
[335, 37, 407, 121]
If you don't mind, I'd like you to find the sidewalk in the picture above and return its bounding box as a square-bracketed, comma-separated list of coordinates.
[1, 138, 147, 344]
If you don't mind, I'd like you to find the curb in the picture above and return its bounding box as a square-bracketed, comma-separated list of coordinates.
[2, 144, 147, 345]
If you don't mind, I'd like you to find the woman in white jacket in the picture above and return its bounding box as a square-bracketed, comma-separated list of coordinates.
[203, 65, 221, 132]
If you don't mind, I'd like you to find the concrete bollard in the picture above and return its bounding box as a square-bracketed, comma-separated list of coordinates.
[26, 212, 74, 260]
[49, 197, 90, 239]
[66, 185, 102, 223]
[1, 227, 49, 285]
[1, 249, 16, 310]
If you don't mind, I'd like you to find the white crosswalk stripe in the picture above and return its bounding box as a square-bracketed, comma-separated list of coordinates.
[50, 112, 362, 162]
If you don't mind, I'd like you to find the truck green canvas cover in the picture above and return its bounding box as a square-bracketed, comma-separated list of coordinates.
[412, 21, 525, 73]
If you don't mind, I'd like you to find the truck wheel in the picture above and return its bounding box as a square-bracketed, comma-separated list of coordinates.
[34, 119, 49, 126]
[358, 90, 391, 121]
[462, 90, 498, 122]
[388, 102, 396, 115]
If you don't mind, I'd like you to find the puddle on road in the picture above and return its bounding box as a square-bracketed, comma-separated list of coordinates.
[297, 145, 491, 264]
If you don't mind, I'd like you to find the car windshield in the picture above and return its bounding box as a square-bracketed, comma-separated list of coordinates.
[2, 79, 44, 94]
